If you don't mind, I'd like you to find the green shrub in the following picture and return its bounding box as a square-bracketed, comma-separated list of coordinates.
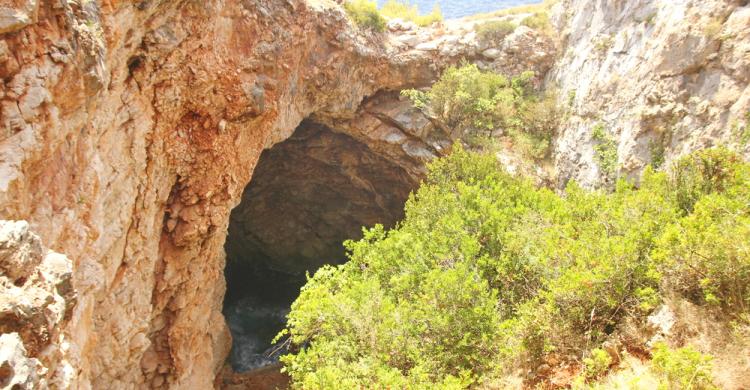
[651, 342, 717, 390]
[568, 90, 577, 107]
[279, 146, 749, 389]
[475, 20, 517, 43]
[592, 123, 618, 179]
[415, 4, 443, 26]
[513, 90, 560, 159]
[402, 64, 517, 133]
[655, 150, 750, 312]
[344, 0, 386, 32]
[731, 111, 750, 146]
[520, 11, 551, 32]
[380, 0, 443, 27]
[402, 64, 559, 159]
[669, 147, 745, 214]
[594, 35, 614, 53]
[583, 348, 613, 379]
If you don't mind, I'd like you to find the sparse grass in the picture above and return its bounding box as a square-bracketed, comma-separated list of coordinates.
[732, 111, 750, 148]
[344, 0, 386, 32]
[466, 0, 558, 21]
[567, 90, 577, 108]
[703, 17, 723, 40]
[380, 0, 443, 27]
[475, 20, 517, 44]
[594, 34, 614, 54]
[521, 11, 551, 31]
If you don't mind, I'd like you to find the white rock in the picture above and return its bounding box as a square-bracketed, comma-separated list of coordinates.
[0, 333, 45, 388]
[415, 40, 440, 51]
[395, 34, 420, 47]
[482, 48, 502, 59]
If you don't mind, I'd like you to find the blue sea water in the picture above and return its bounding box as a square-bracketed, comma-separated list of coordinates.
[376, 0, 543, 20]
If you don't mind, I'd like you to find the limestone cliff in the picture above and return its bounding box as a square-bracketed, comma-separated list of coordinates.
[0, 0, 747, 389]
[549, 0, 750, 187]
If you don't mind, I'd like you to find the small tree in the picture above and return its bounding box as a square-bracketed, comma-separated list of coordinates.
[344, 0, 386, 32]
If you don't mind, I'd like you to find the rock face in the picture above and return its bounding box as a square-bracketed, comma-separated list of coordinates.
[549, 0, 750, 187]
[0, 0, 551, 388]
[226, 119, 418, 277]
[0, 221, 76, 389]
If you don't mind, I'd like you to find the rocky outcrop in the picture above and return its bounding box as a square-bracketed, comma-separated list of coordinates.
[0, 221, 76, 389]
[0, 0, 554, 388]
[549, 0, 750, 187]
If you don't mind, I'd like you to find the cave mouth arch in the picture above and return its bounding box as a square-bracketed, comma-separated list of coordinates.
[223, 118, 416, 372]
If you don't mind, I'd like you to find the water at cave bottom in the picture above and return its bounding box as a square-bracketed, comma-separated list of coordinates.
[225, 295, 291, 372]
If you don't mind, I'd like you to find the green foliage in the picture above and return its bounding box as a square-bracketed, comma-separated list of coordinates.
[732, 110, 750, 147]
[655, 148, 750, 312]
[650, 141, 666, 169]
[651, 342, 717, 390]
[475, 20, 517, 44]
[402, 64, 559, 159]
[279, 146, 748, 389]
[380, 0, 443, 26]
[467, 0, 558, 21]
[669, 147, 746, 214]
[583, 349, 613, 379]
[344, 0, 386, 32]
[594, 35, 614, 53]
[520, 11, 551, 32]
[568, 90, 577, 108]
[592, 123, 619, 179]
[401, 64, 518, 132]
[703, 17, 723, 40]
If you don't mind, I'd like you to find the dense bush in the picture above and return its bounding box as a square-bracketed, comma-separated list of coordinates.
[402, 64, 559, 159]
[651, 342, 717, 390]
[592, 122, 619, 179]
[656, 148, 750, 312]
[475, 20, 517, 44]
[521, 11, 552, 32]
[344, 0, 386, 32]
[381, 0, 443, 26]
[669, 147, 746, 214]
[278, 146, 749, 389]
[583, 348, 613, 379]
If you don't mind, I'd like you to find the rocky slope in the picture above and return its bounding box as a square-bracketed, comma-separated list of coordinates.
[0, 0, 747, 389]
[550, 0, 750, 187]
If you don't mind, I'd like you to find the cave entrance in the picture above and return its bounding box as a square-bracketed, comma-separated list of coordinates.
[223, 119, 415, 372]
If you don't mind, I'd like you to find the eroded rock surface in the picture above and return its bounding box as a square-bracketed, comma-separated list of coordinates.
[226, 119, 417, 276]
[0, 220, 76, 389]
[0, 0, 551, 388]
[550, 0, 750, 187]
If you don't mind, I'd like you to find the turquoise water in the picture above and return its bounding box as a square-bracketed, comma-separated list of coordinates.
[376, 0, 543, 20]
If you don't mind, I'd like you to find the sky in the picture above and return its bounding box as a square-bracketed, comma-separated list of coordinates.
[375, 0, 543, 19]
